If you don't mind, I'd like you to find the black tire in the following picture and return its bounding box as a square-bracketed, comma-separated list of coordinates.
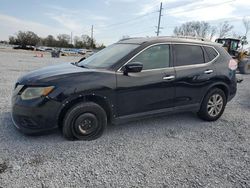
[62, 102, 107, 141]
[198, 88, 226, 121]
[238, 59, 250, 74]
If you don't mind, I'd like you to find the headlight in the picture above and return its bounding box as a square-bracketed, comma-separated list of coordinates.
[21, 86, 54, 100]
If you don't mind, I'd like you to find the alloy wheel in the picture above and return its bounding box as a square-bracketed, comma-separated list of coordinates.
[207, 94, 224, 117]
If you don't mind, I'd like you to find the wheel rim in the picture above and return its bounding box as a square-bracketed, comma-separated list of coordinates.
[73, 113, 98, 136]
[207, 94, 223, 117]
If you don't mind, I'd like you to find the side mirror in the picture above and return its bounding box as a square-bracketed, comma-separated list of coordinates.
[123, 62, 143, 75]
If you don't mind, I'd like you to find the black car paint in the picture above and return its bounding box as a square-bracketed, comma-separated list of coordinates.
[11, 39, 237, 134]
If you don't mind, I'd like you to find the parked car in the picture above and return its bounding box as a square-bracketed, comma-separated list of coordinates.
[13, 45, 35, 50]
[35, 47, 45, 51]
[60, 48, 78, 56]
[44, 47, 54, 52]
[11, 37, 237, 140]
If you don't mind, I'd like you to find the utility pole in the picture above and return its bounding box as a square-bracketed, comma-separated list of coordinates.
[70, 32, 73, 45]
[156, 2, 163, 36]
[91, 25, 94, 49]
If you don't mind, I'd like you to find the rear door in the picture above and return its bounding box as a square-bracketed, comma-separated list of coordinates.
[173, 44, 218, 107]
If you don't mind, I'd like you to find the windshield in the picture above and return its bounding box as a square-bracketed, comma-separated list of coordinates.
[78, 43, 139, 69]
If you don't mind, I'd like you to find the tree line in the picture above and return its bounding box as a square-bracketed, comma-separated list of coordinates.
[8, 31, 105, 49]
[173, 18, 250, 47]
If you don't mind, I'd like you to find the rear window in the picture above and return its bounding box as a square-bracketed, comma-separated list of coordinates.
[204, 46, 218, 61]
[174, 44, 204, 66]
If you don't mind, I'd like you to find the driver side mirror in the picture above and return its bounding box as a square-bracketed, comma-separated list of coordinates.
[123, 62, 143, 75]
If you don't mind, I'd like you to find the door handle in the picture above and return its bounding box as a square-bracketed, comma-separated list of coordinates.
[163, 75, 175, 80]
[204, 70, 213, 74]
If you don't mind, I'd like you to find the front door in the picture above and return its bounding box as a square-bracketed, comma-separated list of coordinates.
[116, 44, 176, 117]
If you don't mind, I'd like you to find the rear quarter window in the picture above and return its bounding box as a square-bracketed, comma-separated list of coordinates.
[204, 46, 219, 61]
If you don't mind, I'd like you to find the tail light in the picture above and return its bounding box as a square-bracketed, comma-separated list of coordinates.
[228, 59, 238, 71]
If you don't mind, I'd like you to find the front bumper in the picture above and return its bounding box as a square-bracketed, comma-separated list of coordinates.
[11, 95, 62, 135]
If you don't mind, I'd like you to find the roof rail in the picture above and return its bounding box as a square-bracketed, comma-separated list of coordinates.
[118, 37, 144, 42]
[173, 36, 210, 42]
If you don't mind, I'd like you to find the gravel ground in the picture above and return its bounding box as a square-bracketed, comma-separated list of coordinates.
[0, 49, 250, 187]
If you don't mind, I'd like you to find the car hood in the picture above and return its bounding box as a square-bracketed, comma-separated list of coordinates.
[17, 62, 94, 84]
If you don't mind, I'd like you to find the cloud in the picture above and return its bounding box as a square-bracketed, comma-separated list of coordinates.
[168, 1, 236, 21]
[137, 3, 158, 15]
[45, 5, 110, 33]
[46, 13, 84, 31]
[0, 13, 65, 40]
[136, 0, 250, 21]
[91, 15, 110, 21]
[105, 0, 137, 6]
[136, 0, 181, 15]
[166, 0, 250, 22]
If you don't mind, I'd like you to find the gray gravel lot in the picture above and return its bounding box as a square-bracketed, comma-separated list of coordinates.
[0, 49, 250, 187]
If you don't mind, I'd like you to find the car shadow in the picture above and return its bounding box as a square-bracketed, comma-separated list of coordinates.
[0, 111, 209, 143]
[0, 112, 63, 143]
[107, 111, 208, 134]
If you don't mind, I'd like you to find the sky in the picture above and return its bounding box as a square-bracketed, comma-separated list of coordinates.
[0, 0, 250, 46]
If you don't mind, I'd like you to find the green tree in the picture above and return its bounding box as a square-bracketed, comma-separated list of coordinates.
[43, 35, 57, 47]
[11, 31, 40, 47]
[9, 36, 17, 45]
[57, 34, 71, 48]
[219, 21, 234, 38]
[173, 21, 215, 39]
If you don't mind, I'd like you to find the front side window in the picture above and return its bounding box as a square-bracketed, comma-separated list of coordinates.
[129, 44, 170, 70]
[174, 44, 204, 66]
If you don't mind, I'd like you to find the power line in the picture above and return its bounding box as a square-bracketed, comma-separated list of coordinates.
[96, 5, 159, 30]
[159, 0, 236, 33]
[97, 13, 157, 31]
[96, 27, 155, 40]
[97, 0, 235, 32]
[95, 0, 237, 43]
[98, 12, 157, 29]
[98, 0, 235, 35]
[126, 27, 155, 36]
[165, 0, 236, 16]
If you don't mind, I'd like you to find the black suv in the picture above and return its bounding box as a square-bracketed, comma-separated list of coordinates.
[11, 37, 237, 140]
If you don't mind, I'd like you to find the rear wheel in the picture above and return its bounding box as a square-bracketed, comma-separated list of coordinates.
[198, 88, 226, 121]
[238, 59, 250, 74]
[62, 102, 107, 140]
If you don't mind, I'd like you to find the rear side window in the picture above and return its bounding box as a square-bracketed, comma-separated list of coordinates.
[204, 46, 219, 61]
[174, 44, 204, 66]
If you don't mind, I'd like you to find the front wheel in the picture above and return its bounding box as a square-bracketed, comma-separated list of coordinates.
[198, 88, 226, 121]
[62, 102, 107, 140]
